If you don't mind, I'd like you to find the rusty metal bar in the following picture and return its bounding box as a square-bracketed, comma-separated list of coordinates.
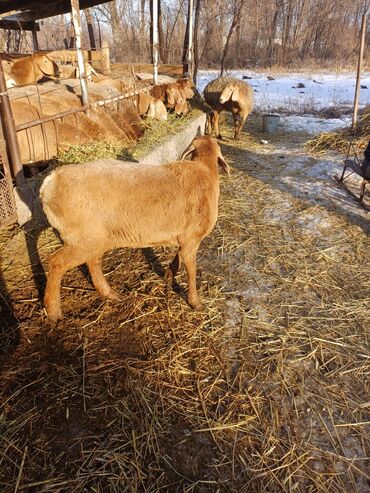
[0, 54, 25, 187]
[15, 105, 90, 131]
[91, 86, 151, 107]
[13, 85, 157, 132]
[352, 12, 367, 130]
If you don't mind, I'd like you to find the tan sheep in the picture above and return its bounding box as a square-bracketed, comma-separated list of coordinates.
[5, 53, 59, 88]
[11, 93, 137, 165]
[40, 135, 229, 323]
[150, 79, 194, 115]
[137, 93, 168, 120]
[204, 76, 254, 140]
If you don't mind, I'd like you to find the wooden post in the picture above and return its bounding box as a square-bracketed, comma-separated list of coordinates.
[32, 29, 39, 51]
[70, 0, 89, 109]
[101, 39, 111, 74]
[352, 12, 367, 130]
[185, 0, 194, 78]
[152, 0, 159, 84]
[0, 55, 25, 187]
[85, 8, 96, 50]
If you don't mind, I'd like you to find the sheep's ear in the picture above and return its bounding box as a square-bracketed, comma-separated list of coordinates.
[231, 87, 239, 102]
[181, 144, 195, 160]
[218, 154, 230, 176]
[220, 86, 231, 102]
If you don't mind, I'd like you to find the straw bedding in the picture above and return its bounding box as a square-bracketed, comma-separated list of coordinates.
[0, 115, 369, 492]
[306, 107, 370, 154]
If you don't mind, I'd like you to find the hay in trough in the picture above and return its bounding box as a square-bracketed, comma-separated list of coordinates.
[56, 109, 202, 165]
[0, 114, 369, 492]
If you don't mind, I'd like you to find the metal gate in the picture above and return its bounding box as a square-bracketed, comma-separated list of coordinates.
[0, 123, 16, 229]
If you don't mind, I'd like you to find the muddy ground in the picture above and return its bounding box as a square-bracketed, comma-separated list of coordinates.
[0, 115, 369, 492]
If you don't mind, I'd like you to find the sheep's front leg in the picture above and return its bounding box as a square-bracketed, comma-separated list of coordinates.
[234, 114, 246, 140]
[87, 257, 121, 301]
[44, 245, 88, 324]
[179, 241, 202, 309]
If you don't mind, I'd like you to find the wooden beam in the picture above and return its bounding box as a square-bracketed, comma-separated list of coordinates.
[0, 0, 105, 22]
[100, 40, 110, 74]
[0, 19, 40, 31]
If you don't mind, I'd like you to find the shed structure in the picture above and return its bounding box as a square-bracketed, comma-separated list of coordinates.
[0, 0, 195, 227]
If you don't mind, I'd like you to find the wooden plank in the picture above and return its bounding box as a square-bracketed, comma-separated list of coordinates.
[47, 49, 102, 64]
[0, 0, 105, 21]
[0, 19, 40, 31]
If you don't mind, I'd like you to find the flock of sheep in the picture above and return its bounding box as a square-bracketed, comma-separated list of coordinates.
[4, 52, 255, 323]
[4, 53, 196, 165]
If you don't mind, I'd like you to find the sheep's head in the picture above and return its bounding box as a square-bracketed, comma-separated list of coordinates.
[138, 93, 153, 115]
[166, 86, 183, 108]
[147, 99, 168, 120]
[219, 84, 239, 104]
[181, 136, 230, 176]
[176, 79, 195, 99]
[35, 54, 59, 77]
[174, 100, 189, 115]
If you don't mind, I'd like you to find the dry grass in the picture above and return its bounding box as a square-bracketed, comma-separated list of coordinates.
[131, 109, 202, 159]
[306, 109, 370, 154]
[0, 115, 369, 492]
[55, 109, 202, 165]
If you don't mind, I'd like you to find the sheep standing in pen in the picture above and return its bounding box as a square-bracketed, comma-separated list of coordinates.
[40, 136, 229, 324]
[204, 76, 254, 140]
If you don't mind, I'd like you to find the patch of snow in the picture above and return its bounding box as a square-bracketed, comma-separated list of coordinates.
[279, 115, 351, 134]
[198, 70, 370, 114]
[294, 210, 335, 235]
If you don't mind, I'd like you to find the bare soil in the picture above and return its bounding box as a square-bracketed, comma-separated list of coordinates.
[0, 114, 369, 492]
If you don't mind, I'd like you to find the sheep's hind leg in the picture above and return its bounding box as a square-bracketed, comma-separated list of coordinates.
[87, 257, 121, 301]
[213, 111, 223, 140]
[44, 245, 89, 324]
[179, 241, 202, 309]
[234, 115, 246, 140]
[165, 252, 181, 287]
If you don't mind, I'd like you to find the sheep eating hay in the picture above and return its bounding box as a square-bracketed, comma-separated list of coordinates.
[204, 76, 254, 140]
[40, 136, 229, 324]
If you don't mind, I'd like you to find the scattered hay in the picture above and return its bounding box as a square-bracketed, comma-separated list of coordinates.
[1, 115, 369, 492]
[306, 110, 370, 154]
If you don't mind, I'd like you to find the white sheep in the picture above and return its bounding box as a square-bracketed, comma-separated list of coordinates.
[40, 135, 229, 323]
[204, 76, 254, 140]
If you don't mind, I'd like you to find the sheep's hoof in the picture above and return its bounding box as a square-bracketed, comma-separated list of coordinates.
[107, 289, 121, 302]
[188, 297, 202, 310]
[46, 310, 63, 327]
